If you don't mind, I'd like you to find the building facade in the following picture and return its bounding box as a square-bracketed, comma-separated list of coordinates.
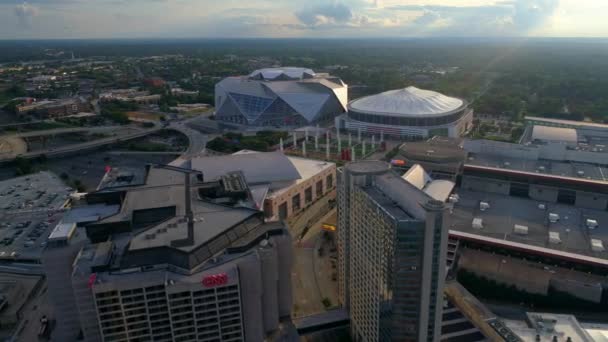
[215, 67, 347, 128]
[46, 165, 293, 342]
[338, 161, 449, 342]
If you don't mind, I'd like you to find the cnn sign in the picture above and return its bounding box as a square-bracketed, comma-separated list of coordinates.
[202, 273, 228, 288]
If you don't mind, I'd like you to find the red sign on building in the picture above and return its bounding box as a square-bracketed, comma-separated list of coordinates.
[202, 273, 228, 288]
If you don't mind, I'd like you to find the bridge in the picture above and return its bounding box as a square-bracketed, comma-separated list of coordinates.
[0, 125, 162, 163]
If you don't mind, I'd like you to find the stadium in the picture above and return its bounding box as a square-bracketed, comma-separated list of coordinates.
[214, 67, 348, 128]
[336, 86, 473, 139]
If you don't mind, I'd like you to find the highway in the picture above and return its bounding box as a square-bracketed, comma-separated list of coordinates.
[2, 125, 129, 139]
[0, 124, 162, 163]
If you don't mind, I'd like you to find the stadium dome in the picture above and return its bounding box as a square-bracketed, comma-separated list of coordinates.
[349, 86, 465, 117]
[338, 86, 474, 139]
[249, 67, 316, 81]
[215, 67, 347, 127]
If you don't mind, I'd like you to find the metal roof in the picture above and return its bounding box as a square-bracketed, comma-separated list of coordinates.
[249, 67, 315, 80]
[190, 152, 301, 185]
[532, 125, 578, 143]
[348, 86, 465, 117]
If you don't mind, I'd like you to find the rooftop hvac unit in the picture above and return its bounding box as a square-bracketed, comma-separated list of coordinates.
[538, 166, 546, 172]
[480, 202, 490, 211]
[448, 194, 460, 203]
[577, 170, 585, 177]
[591, 239, 605, 252]
[513, 224, 529, 235]
[586, 219, 599, 230]
[548, 213, 560, 223]
[504, 162, 511, 167]
[472, 218, 483, 230]
[538, 203, 546, 210]
[549, 231, 561, 244]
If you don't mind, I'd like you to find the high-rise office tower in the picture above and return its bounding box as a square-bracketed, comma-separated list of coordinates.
[337, 161, 449, 342]
[45, 165, 293, 342]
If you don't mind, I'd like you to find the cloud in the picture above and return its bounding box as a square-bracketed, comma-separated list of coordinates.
[295, 2, 353, 27]
[388, 0, 559, 35]
[14, 2, 39, 27]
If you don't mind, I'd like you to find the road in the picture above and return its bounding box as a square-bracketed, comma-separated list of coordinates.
[0, 124, 162, 162]
[289, 193, 339, 318]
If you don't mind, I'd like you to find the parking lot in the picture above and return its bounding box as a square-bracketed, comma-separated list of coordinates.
[0, 211, 63, 261]
[0, 172, 69, 261]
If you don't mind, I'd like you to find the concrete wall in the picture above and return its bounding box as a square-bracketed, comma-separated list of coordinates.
[42, 244, 84, 342]
[72, 273, 103, 342]
[274, 233, 294, 318]
[575, 191, 608, 210]
[237, 253, 266, 342]
[549, 278, 603, 303]
[259, 246, 280, 332]
[461, 176, 510, 195]
[529, 185, 559, 203]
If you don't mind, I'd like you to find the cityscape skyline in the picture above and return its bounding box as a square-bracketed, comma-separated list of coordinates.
[2, 0, 608, 39]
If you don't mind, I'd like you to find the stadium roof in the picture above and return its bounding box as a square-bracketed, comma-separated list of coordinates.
[249, 67, 315, 81]
[348, 86, 465, 117]
[532, 125, 578, 143]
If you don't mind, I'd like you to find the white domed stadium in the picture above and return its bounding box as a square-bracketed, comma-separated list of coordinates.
[336, 86, 473, 139]
[215, 67, 347, 128]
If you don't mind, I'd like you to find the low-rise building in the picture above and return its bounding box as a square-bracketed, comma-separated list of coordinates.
[186, 151, 336, 221]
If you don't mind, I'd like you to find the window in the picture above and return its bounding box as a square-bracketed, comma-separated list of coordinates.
[305, 187, 312, 204]
[326, 174, 334, 189]
[292, 194, 301, 211]
[316, 180, 323, 197]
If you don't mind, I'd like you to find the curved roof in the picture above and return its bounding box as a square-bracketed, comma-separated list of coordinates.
[249, 67, 315, 81]
[532, 125, 578, 143]
[348, 86, 465, 117]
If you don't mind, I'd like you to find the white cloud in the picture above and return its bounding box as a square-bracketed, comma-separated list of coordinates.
[0, 0, 607, 39]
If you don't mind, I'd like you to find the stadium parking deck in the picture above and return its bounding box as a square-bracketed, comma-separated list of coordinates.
[449, 190, 608, 260]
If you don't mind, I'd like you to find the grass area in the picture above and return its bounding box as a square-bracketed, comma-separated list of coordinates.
[206, 131, 288, 153]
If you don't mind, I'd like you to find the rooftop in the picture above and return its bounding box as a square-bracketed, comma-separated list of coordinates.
[348, 86, 466, 117]
[449, 189, 608, 260]
[503, 312, 594, 342]
[532, 125, 578, 143]
[466, 152, 608, 183]
[190, 152, 301, 185]
[249, 67, 315, 80]
[82, 165, 283, 270]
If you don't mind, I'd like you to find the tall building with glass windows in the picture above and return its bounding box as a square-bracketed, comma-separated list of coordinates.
[215, 67, 348, 128]
[46, 165, 294, 342]
[337, 161, 449, 342]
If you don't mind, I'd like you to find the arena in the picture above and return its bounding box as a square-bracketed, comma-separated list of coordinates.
[336, 86, 473, 139]
[214, 67, 347, 128]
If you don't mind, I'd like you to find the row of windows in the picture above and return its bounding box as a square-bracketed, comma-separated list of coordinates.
[348, 109, 467, 127]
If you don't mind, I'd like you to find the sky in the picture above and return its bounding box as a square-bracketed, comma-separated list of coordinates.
[2, 0, 608, 39]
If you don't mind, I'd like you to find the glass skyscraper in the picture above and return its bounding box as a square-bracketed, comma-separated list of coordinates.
[338, 161, 449, 342]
